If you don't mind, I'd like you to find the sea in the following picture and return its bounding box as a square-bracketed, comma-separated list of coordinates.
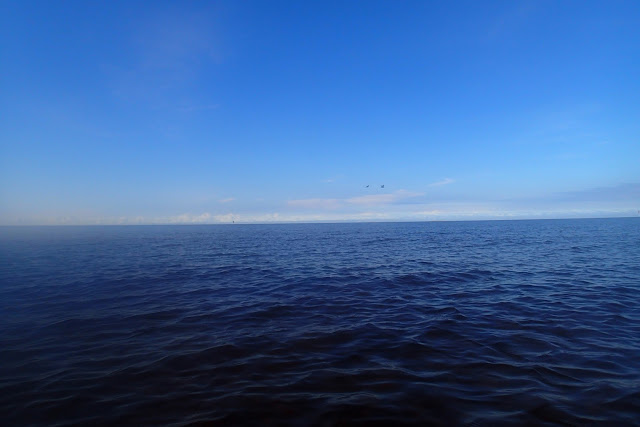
[1, 218, 639, 426]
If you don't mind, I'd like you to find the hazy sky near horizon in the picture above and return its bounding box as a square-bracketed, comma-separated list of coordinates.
[1, 0, 639, 224]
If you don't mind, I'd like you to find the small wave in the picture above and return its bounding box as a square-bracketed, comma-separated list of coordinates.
[1, 219, 639, 425]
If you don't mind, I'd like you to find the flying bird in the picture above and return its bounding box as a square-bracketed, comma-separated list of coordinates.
[381, 184, 385, 188]
[365, 185, 369, 188]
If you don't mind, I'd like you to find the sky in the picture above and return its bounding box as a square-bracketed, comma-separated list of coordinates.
[1, 0, 639, 224]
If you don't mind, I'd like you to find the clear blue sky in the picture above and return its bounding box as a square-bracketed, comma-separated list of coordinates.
[1, 0, 638, 224]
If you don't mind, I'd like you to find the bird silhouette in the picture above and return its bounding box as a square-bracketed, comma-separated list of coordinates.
[381, 184, 384, 188]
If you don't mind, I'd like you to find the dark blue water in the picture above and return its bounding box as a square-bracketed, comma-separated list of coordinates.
[1, 218, 639, 425]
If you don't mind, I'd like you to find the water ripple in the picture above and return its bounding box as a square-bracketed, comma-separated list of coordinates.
[1, 219, 639, 425]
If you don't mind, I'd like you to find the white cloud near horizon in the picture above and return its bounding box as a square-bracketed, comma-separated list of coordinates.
[2, 183, 638, 226]
[166, 212, 213, 223]
[288, 190, 423, 210]
[2, 206, 637, 226]
[165, 212, 239, 223]
[347, 190, 424, 206]
[218, 197, 235, 203]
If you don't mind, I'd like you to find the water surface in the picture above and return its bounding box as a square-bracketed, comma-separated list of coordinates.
[1, 219, 639, 425]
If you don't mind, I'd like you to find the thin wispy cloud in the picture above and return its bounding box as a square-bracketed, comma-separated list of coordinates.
[346, 194, 400, 205]
[133, 8, 221, 72]
[429, 178, 455, 187]
[321, 174, 344, 183]
[287, 198, 342, 210]
[288, 190, 423, 210]
[512, 103, 606, 147]
[218, 197, 236, 203]
[487, 0, 538, 41]
[107, 5, 223, 108]
[347, 190, 423, 206]
[552, 183, 640, 202]
[177, 104, 220, 112]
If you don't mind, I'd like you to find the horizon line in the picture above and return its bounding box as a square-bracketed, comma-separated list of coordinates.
[1, 215, 638, 227]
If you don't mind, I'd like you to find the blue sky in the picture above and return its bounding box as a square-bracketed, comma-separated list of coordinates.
[1, 0, 639, 224]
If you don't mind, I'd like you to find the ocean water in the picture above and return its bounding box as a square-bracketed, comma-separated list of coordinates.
[1, 218, 639, 426]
